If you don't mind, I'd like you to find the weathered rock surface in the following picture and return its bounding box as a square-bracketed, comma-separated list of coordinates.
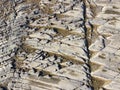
[0, 0, 120, 90]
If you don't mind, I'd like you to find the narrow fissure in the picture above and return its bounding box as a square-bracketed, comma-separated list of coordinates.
[84, 1, 109, 90]
[82, 1, 94, 89]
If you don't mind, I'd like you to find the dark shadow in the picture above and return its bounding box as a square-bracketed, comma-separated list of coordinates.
[88, 21, 94, 39]
[0, 87, 8, 90]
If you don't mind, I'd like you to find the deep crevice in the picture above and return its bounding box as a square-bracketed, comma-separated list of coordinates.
[82, 1, 94, 89]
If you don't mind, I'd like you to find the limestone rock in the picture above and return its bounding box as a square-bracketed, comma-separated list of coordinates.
[0, 0, 120, 90]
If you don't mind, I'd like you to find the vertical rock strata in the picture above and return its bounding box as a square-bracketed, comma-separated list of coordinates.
[0, 0, 120, 90]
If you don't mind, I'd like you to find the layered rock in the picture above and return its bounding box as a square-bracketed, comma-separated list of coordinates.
[0, 0, 120, 90]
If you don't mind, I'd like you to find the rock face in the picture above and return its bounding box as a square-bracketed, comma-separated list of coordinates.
[0, 0, 120, 90]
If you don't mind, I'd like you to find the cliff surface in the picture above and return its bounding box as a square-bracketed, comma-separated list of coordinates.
[0, 0, 120, 90]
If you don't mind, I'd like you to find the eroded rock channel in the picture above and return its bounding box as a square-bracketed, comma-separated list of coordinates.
[0, 0, 120, 90]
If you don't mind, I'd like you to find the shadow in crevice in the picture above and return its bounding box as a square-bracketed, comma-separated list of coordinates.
[81, 1, 94, 90]
[88, 21, 94, 40]
[0, 86, 8, 90]
[81, 2, 90, 58]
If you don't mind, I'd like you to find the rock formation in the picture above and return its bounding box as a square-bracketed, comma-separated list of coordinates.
[0, 0, 120, 90]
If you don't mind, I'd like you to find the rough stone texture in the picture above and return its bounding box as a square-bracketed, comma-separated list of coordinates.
[0, 0, 120, 90]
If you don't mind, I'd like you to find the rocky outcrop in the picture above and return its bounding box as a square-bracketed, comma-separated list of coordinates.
[0, 0, 120, 90]
[87, 0, 120, 90]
